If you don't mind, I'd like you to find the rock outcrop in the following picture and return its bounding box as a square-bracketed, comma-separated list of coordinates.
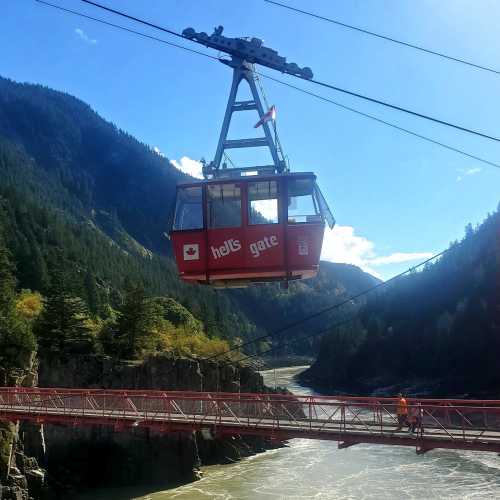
[0, 355, 47, 500]
[34, 354, 277, 497]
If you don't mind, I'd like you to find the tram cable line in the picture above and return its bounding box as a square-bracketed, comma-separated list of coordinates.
[236, 317, 355, 367]
[258, 73, 500, 170]
[203, 246, 453, 363]
[80, 0, 187, 40]
[265, 0, 500, 77]
[75, 0, 500, 144]
[36, 0, 500, 170]
[236, 239, 499, 368]
[302, 76, 500, 144]
[151, 242, 458, 383]
[35, 0, 219, 61]
[212, 235, 495, 369]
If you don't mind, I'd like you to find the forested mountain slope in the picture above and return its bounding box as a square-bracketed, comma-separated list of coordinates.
[303, 209, 500, 396]
[0, 76, 378, 356]
[0, 76, 186, 253]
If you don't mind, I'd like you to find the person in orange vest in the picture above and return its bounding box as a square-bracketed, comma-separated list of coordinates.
[395, 393, 408, 431]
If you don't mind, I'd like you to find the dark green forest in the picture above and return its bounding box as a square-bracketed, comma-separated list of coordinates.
[0, 76, 377, 363]
[3, 74, 496, 388]
[304, 208, 500, 396]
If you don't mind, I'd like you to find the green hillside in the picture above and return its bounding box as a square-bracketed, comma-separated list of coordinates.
[303, 208, 500, 396]
[0, 76, 378, 358]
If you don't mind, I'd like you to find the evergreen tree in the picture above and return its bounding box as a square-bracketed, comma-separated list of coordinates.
[34, 267, 93, 354]
[84, 271, 100, 317]
[112, 282, 162, 359]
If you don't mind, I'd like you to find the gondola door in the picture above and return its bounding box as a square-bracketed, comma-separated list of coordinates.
[244, 179, 285, 278]
[206, 181, 246, 280]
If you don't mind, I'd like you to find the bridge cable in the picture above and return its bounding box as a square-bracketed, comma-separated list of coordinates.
[264, 0, 500, 76]
[77, 0, 500, 144]
[36, 0, 500, 170]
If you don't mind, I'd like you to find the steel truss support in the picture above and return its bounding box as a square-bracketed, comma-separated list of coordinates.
[206, 58, 285, 177]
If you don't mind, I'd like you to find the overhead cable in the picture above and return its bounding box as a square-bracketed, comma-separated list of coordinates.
[35, 0, 219, 61]
[235, 240, 497, 367]
[258, 73, 500, 170]
[78, 0, 500, 144]
[205, 246, 452, 362]
[265, 0, 500, 76]
[36, 0, 500, 170]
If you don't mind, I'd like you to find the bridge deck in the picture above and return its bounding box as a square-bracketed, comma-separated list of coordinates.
[2, 388, 500, 454]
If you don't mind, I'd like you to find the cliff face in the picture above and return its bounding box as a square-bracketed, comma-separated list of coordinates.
[0, 354, 46, 500]
[35, 354, 275, 497]
[38, 354, 264, 393]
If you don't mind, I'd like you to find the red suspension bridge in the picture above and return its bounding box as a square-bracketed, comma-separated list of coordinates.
[2, 388, 500, 455]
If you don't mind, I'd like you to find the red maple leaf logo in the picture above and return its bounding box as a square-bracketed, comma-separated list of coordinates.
[186, 247, 196, 256]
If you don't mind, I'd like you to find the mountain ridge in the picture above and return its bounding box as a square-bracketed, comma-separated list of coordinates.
[0, 74, 379, 356]
[302, 209, 500, 396]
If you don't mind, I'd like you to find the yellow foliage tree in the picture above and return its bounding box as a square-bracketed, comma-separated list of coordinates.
[15, 290, 43, 322]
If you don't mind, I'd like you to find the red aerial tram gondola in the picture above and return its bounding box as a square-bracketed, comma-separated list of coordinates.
[170, 26, 334, 287]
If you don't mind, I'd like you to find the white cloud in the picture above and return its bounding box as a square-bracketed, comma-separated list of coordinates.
[170, 156, 203, 179]
[321, 225, 375, 272]
[466, 167, 482, 175]
[368, 252, 433, 265]
[75, 28, 97, 45]
[456, 167, 482, 182]
[320, 225, 434, 280]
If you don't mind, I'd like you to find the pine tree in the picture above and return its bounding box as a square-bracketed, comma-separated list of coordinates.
[34, 267, 94, 354]
[112, 282, 162, 359]
[84, 271, 100, 317]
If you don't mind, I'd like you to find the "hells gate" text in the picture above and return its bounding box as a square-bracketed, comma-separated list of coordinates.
[210, 236, 279, 260]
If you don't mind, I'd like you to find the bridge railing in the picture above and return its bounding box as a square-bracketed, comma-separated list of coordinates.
[2, 388, 500, 449]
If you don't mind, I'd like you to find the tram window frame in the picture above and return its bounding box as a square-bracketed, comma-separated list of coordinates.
[207, 182, 242, 229]
[287, 177, 323, 225]
[314, 183, 335, 229]
[172, 185, 203, 231]
[248, 180, 279, 225]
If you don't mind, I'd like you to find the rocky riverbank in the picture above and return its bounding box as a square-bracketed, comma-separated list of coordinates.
[298, 368, 500, 399]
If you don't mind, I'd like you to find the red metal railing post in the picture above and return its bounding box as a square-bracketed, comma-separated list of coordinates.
[309, 397, 312, 431]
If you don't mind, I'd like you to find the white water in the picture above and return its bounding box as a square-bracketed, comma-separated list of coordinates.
[79, 367, 500, 499]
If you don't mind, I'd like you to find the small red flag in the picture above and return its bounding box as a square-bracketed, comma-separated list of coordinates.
[254, 105, 276, 128]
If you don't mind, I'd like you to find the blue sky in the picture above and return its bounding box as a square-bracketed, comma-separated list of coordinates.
[2, 0, 499, 279]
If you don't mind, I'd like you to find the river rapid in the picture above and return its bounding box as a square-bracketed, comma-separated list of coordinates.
[79, 367, 500, 499]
